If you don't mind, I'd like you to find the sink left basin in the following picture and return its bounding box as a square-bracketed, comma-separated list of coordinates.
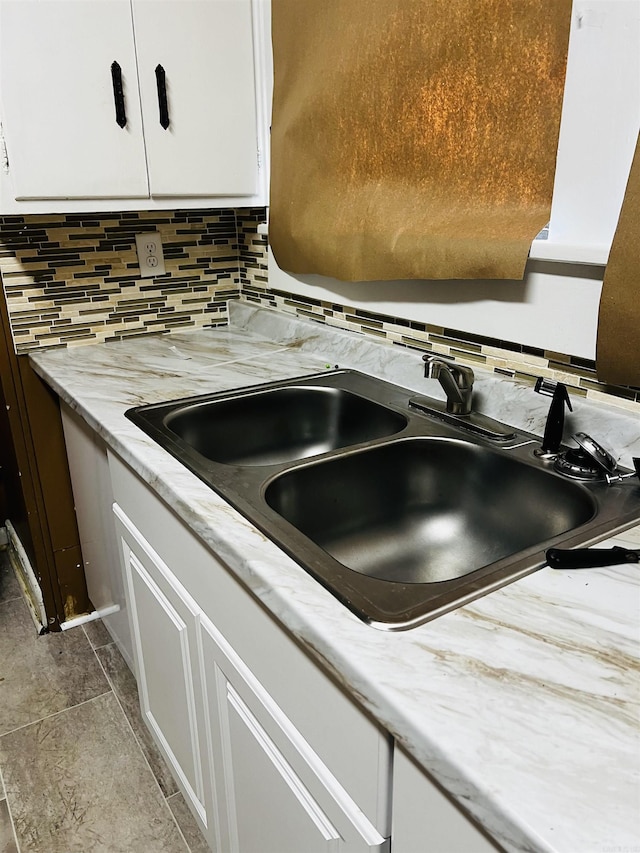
[163, 384, 407, 466]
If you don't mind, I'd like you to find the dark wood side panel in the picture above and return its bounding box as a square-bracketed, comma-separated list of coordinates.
[18, 359, 91, 618]
[0, 374, 22, 529]
[0, 282, 91, 627]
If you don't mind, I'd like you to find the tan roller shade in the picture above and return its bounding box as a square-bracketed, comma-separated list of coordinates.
[270, 0, 572, 282]
[596, 134, 640, 385]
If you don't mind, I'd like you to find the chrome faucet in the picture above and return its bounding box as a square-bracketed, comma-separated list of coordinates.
[422, 355, 474, 415]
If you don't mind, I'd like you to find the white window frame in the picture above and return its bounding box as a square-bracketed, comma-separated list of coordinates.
[530, 0, 640, 265]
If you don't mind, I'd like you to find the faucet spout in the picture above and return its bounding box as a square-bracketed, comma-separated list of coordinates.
[422, 355, 474, 415]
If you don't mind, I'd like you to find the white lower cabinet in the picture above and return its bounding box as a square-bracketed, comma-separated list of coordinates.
[109, 452, 391, 853]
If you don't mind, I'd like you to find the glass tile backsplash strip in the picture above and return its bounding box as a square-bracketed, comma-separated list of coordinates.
[0, 209, 239, 352]
[237, 233, 640, 411]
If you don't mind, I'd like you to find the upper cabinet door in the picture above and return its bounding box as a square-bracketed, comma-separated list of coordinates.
[0, 0, 149, 200]
[132, 0, 259, 198]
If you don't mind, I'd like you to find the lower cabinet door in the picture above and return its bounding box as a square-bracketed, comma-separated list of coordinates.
[114, 505, 211, 833]
[113, 494, 389, 853]
[200, 615, 389, 853]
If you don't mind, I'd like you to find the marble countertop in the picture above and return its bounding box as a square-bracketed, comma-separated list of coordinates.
[30, 302, 640, 853]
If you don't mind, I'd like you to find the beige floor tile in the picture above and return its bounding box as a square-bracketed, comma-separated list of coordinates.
[0, 598, 110, 736]
[0, 693, 188, 853]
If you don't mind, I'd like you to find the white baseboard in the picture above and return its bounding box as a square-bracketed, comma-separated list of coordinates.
[60, 604, 120, 631]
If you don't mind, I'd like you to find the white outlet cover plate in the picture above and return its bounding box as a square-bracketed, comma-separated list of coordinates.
[135, 231, 166, 278]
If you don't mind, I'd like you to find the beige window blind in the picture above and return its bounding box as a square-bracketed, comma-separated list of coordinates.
[270, 0, 572, 282]
[596, 133, 640, 386]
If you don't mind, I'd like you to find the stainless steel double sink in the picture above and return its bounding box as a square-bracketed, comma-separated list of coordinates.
[126, 370, 640, 629]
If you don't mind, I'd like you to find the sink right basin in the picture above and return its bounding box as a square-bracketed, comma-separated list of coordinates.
[265, 437, 596, 584]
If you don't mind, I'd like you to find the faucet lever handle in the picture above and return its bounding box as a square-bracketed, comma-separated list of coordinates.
[422, 354, 474, 385]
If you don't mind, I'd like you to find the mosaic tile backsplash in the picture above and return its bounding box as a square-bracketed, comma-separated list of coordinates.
[1, 206, 638, 411]
[0, 209, 242, 352]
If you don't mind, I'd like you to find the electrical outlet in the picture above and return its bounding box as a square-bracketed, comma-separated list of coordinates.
[135, 231, 166, 278]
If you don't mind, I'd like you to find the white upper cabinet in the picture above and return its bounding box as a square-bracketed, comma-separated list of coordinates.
[0, 0, 270, 211]
[132, 0, 258, 198]
[0, 0, 149, 200]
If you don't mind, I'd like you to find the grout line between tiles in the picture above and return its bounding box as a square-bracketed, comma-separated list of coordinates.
[0, 690, 113, 741]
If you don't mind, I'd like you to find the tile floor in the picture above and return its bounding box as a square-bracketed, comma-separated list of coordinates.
[0, 549, 210, 853]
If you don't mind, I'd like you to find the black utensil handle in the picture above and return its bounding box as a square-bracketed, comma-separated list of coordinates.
[546, 546, 636, 569]
[111, 61, 127, 128]
[155, 64, 170, 129]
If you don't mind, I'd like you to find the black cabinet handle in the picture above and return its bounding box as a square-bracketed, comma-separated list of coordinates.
[111, 61, 127, 128]
[547, 546, 639, 569]
[155, 64, 170, 129]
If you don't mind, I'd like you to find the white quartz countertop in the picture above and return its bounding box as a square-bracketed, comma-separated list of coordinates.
[30, 302, 640, 853]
